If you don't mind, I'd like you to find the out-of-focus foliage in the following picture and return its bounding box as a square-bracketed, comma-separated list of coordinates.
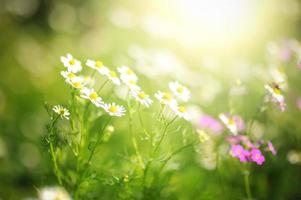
[1, 0, 301, 199]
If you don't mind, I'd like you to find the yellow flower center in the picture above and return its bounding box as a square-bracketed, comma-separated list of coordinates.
[162, 93, 172, 101]
[69, 59, 75, 65]
[138, 91, 146, 99]
[59, 108, 65, 115]
[178, 106, 186, 113]
[72, 82, 81, 88]
[126, 69, 134, 75]
[89, 92, 98, 100]
[110, 71, 117, 77]
[228, 117, 235, 125]
[95, 60, 103, 68]
[177, 86, 184, 93]
[109, 106, 118, 113]
[67, 73, 76, 79]
[273, 88, 281, 94]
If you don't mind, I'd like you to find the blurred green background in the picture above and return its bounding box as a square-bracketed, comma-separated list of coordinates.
[1, 0, 301, 199]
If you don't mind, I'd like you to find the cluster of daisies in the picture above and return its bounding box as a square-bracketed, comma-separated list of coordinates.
[56, 53, 191, 120]
[228, 135, 276, 165]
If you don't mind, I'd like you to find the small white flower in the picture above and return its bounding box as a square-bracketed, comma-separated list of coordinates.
[105, 70, 121, 85]
[52, 105, 70, 120]
[103, 102, 126, 117]
[170, 104, 190, 121]
[60, 71, 77, 80]
[197, 129, 210, 143]
[265, 83, 286, 111]
[219, 113, 237, 135]
[154, 91, 177, 107]
[65, 76, 86, 89]
[169, 81, 190, 102]
[38, 186, 71, 200]
[118, 65, 138, 86]
[130, 88, 153, 108]
[86, 59, 110, 75]
[80, 87, 104, 107]
[60, 53, 82, 73]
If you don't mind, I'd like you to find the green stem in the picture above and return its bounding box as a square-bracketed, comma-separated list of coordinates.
[244, 171, 252, 200]
[127, 92, 145, 169]
[49, 115, 62, 185]
[97, 79, 109, 93]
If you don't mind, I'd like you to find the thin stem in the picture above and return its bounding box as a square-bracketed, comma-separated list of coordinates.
[138, 105, 150, 138]
[97, 79, 109, 93]
[48, 115, 62, 185]
[158, 141, 199, 174]
[244, 171, 252, 200]
[127, 94, 145, 169]
[153, 116, 177, 154]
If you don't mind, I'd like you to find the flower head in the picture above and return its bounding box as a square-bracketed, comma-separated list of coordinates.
[154, 91, 177, 107]
[250, 148, 265, 165]
[80, 87, 104, 107]
[52, 105, 70, 120]
[61, 53, 82, 73]
[60, 71, 77, 80]
[105, 70, 121, 85]
[230, 144, 249, 163]
[39, 186, 71, 200]
[65, 76, 86, 89]
[219, 114, 245, 135]
[103, 102, 126, 117]
[118, 66, 138, 85]
[170, 104, 190, 121]
[199, 114, 224, 134]
[265, 83, 286, 111]
[168, 81, 190, 102]
[130, 88, 153, 108]
[86, 59, 110, 75]
[267, 141, 277, 155]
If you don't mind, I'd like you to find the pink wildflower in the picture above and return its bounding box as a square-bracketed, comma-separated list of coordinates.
[251, 148, 265, 165]
[267, 141, 277, 155]
[199, 114, 224, 134]
[296, 97, 301, 111]
[230, 145, 249, 163]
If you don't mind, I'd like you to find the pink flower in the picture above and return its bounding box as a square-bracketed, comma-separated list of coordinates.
[296, 97, 301, 111]
[199, 114, 224, 134]
[251, 148, 265, 165]
[267, 141, 277, 155]
[230, 145, 249, 163]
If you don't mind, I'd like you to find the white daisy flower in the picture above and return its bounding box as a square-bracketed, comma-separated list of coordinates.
[86, 59, 110, 75]
[53, 105, 70, 120]
[106, 70, 121, 85]
[65, 76, 86, 89]
[103, 102, 126, 117]
[197, 129, 210, 143]
[118, 65, 138, 86]
[168, 81, 190, 102]
[130, 88, 153, 108]
[60, 53, 82, 73]
[219, 113, 237, 135]
[60, 71, 76, 80]
[154, 91, 177, 107]
[38, 186, 71, 200]
[80, 87, 104, 107]
[265, 83, 286, 111]
[170, 104, 190, 121]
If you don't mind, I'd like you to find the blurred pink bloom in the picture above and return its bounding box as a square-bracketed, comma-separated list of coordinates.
[251, 148, 265, 165]
[296, 97, 301, 110]
[267, 141, 277, 155]
[230, 144, 249, 163]
[199, 114, 224, 134]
